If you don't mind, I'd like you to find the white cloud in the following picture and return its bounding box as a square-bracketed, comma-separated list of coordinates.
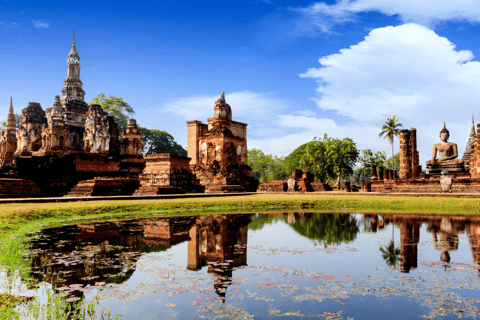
[31, 20, 49, 29]
[290, 23, 479, 165]
[293, 0, 480, 33]
[163, 91, 288, 125]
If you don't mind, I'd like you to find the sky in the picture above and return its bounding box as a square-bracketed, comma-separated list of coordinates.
[2, 0, 480, 167]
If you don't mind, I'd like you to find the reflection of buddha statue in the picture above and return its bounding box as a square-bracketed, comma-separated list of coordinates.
[425, 123, 465, 175]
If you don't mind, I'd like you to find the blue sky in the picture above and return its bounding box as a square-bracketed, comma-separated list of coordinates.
[2, 0, 480, 166]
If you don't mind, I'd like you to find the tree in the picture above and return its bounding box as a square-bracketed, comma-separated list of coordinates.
[247, 149, 289, 182]
[138, 127, 186, 156]
[0, 113, 21, 132]
[269, 155, 289, 181]
[379, 116, 403, 170]
[302, 134, 359, 185]
[91, 94, 185, 156]
[358, 149, 388, 177]
[386, 153, 400, 170]
[284, 141, 316, 175]
[91, 94, 135, 134]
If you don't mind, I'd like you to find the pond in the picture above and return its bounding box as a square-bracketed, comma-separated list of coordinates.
[23, 212, 480, 319]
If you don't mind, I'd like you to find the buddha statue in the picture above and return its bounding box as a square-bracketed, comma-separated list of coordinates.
[425, 123, 465, 176]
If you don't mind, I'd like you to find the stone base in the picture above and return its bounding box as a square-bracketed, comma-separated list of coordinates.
[366, 177, 480, 193]
[134, 185, 184, 195]
[426, 163, 466, 178]
[257, 181, 287, 192]
[65, 177, 140, 197]
[311, 182, 332, 191]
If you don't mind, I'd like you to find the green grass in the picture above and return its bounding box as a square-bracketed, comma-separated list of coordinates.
[0, 192, 479, 318]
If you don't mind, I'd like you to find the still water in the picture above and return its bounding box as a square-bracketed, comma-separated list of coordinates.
[27, 213, 480, 319]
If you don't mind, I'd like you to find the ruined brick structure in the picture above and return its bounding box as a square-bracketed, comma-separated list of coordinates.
[0, 32, 144, 197]
[364, 121, 480, 193]
[135, 153, 202, 195]
[399, 128, 420, 179]
[187, 93, 258, 193]
[257, 169, 330, 192]
[0, 98, 17, 167]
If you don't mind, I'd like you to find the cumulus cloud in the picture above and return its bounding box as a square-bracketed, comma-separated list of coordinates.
[292, 0, 480, 33]
[31, 20, 49, 29]
[291, 23, 480, 164]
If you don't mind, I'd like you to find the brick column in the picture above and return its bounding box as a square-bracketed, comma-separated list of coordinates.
[384, 169, 390, 180]
[410, 129, 419, 177]
[399, 129, 411, 179]
[389, 169, 394, 180]
[371, 165, 377, 180]
[471, 124, 480, 179]
[187, 224, 201, 271]
[378, 167, 384, 180]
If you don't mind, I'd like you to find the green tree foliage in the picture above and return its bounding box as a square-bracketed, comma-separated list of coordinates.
[379, 115, 403, 170]
[301, 134, 359, 184]
[385, 153, 400, 170]
[91, 94, 135, 134]
[289, 214, 360, 247]
[138, 127, 186, 156]
[358, 149, 388, 177]
[247, 149, 289, 182]
[284, 142, 316, 174]
[91, 94, 185, 156]
[0, 114, 21, 132]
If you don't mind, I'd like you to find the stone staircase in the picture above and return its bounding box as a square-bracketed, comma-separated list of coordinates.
[65, 178, 140, 197]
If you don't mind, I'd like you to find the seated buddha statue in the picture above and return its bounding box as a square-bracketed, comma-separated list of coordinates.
[425, 123, 465, 175]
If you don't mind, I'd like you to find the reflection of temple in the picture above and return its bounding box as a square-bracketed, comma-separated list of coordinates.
[381, 214, 480, 273]
[398, 218, 420, 273]
[188, 215, 250, 299]
[30, 222, 144, 292]
[29, 214, 251, 301]
[427, 217, 460, 264]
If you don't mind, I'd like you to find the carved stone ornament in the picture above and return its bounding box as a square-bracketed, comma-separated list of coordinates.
[440, 176, 453, 193]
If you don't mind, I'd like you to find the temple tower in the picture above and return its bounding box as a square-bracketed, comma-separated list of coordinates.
[61, 31, 85, 105]
[0, 98, 18, 166]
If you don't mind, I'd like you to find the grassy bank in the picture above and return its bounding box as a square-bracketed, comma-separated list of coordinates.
[0, 192, 479, 318]
[1, 193, 480, 229]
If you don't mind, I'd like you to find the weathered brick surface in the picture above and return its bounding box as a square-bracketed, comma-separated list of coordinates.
[135, 153, 202, 195]
[370, 178, 480, 193]
[0, 178, 41, 197]
[399, 129, 421, 179]
[257, 181, 287, 192]
[66, 177, 140, 197]
[187, 93, 258, 193]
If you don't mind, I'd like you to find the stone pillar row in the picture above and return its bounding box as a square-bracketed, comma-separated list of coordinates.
[370, 167, 398, 180]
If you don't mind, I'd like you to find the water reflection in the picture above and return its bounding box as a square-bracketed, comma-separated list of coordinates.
[26, 212, 480, 318]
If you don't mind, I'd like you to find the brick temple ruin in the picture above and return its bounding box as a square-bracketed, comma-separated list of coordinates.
[364, 118, 480, 193]
[0, 33, 258, 197]
[187, 93, 258, 193]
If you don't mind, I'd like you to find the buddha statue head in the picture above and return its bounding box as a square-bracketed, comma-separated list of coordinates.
[440, 123, 450, 142]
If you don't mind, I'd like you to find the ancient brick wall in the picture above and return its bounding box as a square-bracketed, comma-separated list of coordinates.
[136, 153, 202, 194]
[0, 178, 41, 197]
[470, 124, 480, 179]
[187, 120, 208, 167]
[369, 178, 480, 193]
[257, 181, 287, 192]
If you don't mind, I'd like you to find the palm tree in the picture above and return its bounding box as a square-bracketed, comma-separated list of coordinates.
[380, 239, 401, 268]
[379, 116, 403, 170]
